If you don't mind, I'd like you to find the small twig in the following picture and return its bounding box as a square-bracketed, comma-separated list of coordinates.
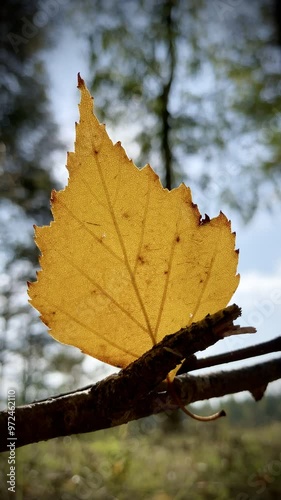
[178, 336, 281, 373]
[166, 374, 226, 422]
[223, 326, 256, 337]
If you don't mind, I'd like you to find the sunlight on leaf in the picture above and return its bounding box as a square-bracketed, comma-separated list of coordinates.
[28, 75, 239, 368]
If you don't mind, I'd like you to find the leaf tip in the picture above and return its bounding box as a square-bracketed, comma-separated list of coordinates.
[77, 73, 85, 89]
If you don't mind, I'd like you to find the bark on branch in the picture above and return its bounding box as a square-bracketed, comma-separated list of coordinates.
[1, 304, 279, 452]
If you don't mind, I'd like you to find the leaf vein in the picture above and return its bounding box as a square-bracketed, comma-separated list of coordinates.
[53, 247, 149, 333]
[94, 152, 156, 344]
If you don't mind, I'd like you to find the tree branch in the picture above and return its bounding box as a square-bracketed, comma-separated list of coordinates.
[125, 358, 281, 419]
[178, 336, 281, 373]
[2, 304, 279, 452]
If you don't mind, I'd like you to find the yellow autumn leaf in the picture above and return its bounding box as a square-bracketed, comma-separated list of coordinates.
[28, 75, 239, 369]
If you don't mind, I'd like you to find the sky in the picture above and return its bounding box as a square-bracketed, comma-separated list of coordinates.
[41, 24, 281, 397]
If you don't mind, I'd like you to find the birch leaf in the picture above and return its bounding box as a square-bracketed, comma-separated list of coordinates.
[28, 75, 239, 368]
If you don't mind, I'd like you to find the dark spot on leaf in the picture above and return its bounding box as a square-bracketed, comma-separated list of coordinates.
[176, 236, 180, 242]
[138, 255, 145, 264]
[122, 212, 130, 219]
[86, 221, 101, 226]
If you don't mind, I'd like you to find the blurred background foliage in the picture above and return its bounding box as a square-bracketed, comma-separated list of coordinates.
[77, 0, 281, 218]
[0, 2, 280, 493]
